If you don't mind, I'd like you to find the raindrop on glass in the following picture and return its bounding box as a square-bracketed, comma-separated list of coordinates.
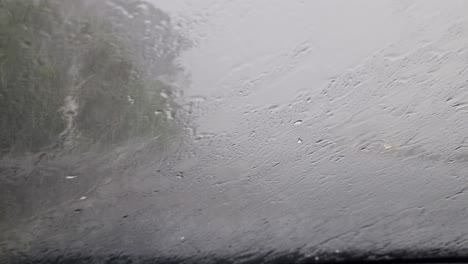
[127, 95, 135, 105]
[160, 91, 169, 99]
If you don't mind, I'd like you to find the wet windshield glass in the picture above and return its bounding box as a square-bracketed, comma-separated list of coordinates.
[1, 0, 468, 263]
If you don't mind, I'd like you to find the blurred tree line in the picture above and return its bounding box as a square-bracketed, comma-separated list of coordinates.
[0, 0, 187, 155]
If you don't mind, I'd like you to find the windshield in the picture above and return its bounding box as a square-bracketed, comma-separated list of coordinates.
[1, 0, 468, 263]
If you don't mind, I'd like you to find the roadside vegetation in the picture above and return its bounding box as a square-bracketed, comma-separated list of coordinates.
[0, 0, 187, 155]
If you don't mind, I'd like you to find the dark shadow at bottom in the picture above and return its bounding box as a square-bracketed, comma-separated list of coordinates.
[5, 250, 468, 264]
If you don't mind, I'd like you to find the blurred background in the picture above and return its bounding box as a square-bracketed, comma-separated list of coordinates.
[2, 0, 468, 263]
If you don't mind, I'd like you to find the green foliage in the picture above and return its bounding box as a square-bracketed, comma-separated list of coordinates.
[0, 0, 64, 153]
[0, 0, 184, 155]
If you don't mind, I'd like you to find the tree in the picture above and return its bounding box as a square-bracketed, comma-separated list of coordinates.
[0, 0, 187, 155]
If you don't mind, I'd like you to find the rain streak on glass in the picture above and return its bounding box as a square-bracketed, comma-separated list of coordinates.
[3, 0, 468, 263]
[0, 0, 190, 260]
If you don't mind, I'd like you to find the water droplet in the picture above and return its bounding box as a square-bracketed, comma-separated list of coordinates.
[160, 91, 169, 99]
[315, 256, 320, 261]
[176, 172, 184, 179]
[297, 138, 303, 144]
[127, 95, 135, 105]
[180, 236, 185, 241]
[65, 175, 77, 179]
[165, 110, 174, 120]
[294, 120, 303, 125]
[335, 249, 340, 253]
[80, 196, 87, 200]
